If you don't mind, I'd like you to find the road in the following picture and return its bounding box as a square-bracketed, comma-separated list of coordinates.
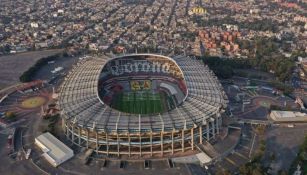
[0, 126, 43, 175]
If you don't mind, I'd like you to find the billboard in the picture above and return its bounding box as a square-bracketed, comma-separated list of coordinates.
[130, 80, 151, 91]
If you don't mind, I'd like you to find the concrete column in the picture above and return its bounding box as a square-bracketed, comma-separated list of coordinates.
[106, 132, 109, 156]
[160, 132, 164, 156]
[182, 130, 185, 152]
[71, 125, 74, 144]
[150, 132, 153, 156]
[139, 134, 142, 157]
[66, 122, 69, 139]
[117, 133, 120, 157]
[62, 118, 66, 131]
[212, 119, 216, 138]
[86, 129, 89, 148]
[96, 131, 99, 154]
[191, 128, 194, 150]
[171, 131, 174, 155]
[206, 120, 210, 141]
[128, 133, 131, 157]
[78, 127, 81, 146]
[216, 116, 220, 134]
[199, 126, 203, 144]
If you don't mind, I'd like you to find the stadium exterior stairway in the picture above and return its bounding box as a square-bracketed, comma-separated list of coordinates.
[195, 141, 220, 160]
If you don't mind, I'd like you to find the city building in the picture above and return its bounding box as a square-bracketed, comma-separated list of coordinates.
[35, 132, 74, 167]
[270, 110, 307, 122]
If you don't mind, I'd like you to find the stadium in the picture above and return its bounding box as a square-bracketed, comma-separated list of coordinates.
[59, 54, 228, 157]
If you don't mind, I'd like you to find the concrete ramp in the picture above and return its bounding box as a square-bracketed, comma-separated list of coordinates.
[196, 141, 219, 158]
[196, 152, 212, 166]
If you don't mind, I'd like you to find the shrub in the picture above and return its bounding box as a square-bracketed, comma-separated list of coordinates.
[5, 111, 16, 120]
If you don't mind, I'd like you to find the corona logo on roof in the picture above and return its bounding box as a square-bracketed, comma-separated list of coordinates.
[189, 7, 207, 15]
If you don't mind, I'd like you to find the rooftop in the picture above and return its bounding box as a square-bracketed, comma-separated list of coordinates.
[271, 110, 307, 118]
[59, 54, 228, 133]
[36, 132, 73, 161]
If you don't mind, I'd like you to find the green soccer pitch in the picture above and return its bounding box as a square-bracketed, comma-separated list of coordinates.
[113, 91, 166, 114]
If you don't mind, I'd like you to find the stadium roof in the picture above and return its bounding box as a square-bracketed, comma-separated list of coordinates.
[59, 54, 228, 133]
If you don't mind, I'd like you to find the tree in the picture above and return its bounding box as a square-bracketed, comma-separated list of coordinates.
[201, 56, 251, 79]
[216, 65, 234, 79]
[270, 152, 276, 161]
[19, 54, 62, 82]
[216, 170, 231, 175]
[252, 168, 264, 175]
[278, 170, 288, 175]
[5, 111, 16, 120]
[4, 44, 11, 53]
[269, 80, 293, 95]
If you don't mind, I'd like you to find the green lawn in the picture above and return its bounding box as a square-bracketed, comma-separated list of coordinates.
[113, 91, 164, 114]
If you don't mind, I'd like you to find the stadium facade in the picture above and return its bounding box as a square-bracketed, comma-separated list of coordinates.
[59, 54, 228, 157]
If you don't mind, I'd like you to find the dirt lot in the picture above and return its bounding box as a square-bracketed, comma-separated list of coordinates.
[264, 124, 307, 173]
[0, 49, 63, 90]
